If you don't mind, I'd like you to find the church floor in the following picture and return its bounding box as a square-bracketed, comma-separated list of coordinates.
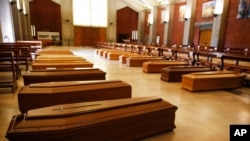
[0, 46, 249, 141]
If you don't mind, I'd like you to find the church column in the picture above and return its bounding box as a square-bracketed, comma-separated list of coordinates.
[148, 8, 157, 44]
[211, 0, 229, 51]
[183, 0, 197, 45]
[138, 11, 145, 43]
[163, 2, 174, 44]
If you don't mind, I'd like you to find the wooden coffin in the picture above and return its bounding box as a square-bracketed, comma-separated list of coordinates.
[119, 54, 145, 64]
[181, 71, 246, 92]
[31, 61, 93, 70]
[97, 49, 112, 57]
[161, 66, 217, 82]
[126, 56, 163, 67]
[107, 52, 125, 60]
[36, 55, 83, 60]
[143, 60, 189, 73]
[102, 50, 119, 58]
[95, 49, 100, 55]
[18, 80, 132, 113]
[22, 68, 106, 85]
[34, 57, 86, 63]
[38, 49, 74, 55]
[6, 97, 178, 141]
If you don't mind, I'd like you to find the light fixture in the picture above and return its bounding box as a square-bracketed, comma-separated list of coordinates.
[214, 0, 224, 17]
[16, 0, 23, 11]
[23, 0, 28, 16]
[184, 5, 191, 21]
[31, 25, 36, 37]
[162, 10, 169, 24]
[155, 0, 170, 5]
[9, 0, 16, 5]
[148, 13, 153, 26]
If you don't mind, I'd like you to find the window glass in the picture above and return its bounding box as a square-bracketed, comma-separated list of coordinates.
[73, 0, 107, 27]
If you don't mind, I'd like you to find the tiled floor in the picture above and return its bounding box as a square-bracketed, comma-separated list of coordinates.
[0, 46, 249, 141]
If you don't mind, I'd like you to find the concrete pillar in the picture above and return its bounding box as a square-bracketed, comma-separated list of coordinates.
[163, 1, 175, 45]
[148, 8, 157, 44]
[138, 11, 145, 43]
[211, 0, 229, 51]
[183, 0, 197, 45]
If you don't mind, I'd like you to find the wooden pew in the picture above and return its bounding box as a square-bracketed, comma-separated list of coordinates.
[172, 46, 193, 62]
[220, 53, 250, 72]
[143, 60, 189, 73]
[223, 47, 249, 55]
[22, 68, 106, 85]
[6, 97, 177, 141]
[181, 71, 246, 92]
[161, 66, 217, 82]
[16, 40, 43, 51]
[0, 48, 22, 78]
[0, 52, 18, 93]
[0, 44, 32, 71]
[193, 50, 220, 67]
[18, 80, 132, 112]
[14, 46, 31, 71]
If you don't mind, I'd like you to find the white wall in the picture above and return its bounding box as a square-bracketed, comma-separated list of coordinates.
[0, 0, 15, 42]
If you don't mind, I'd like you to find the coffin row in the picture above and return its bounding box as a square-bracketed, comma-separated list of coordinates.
[6, 97, 178, 141]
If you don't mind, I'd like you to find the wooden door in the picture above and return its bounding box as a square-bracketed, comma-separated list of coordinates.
[199, 29, 211, 46]
[74, 26, 106, 46]
[74, 27, 83, 46]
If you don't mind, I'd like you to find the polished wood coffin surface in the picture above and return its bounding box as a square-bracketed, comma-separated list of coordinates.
[181, 71, 246, 91]
[6, 97, 178, 141]
[22, 68, 106, 85]
[126, 57, 163, 67]
[37, 49, 74, 55]
[36, 55, 84, 60]
[18, 80, 132, 112]
[119, 54, 144, 64]
[161, 66, 217, 82]
[34, 57, 86, 63]
[143, 60, 189, 73]
[31, 61, 94, 70]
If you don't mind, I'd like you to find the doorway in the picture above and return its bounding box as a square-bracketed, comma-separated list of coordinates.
[198, 29, 212, 46]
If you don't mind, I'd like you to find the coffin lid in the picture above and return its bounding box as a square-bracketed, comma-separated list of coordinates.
[29, 80, 123, 88]
[25, 96, 164, 119]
